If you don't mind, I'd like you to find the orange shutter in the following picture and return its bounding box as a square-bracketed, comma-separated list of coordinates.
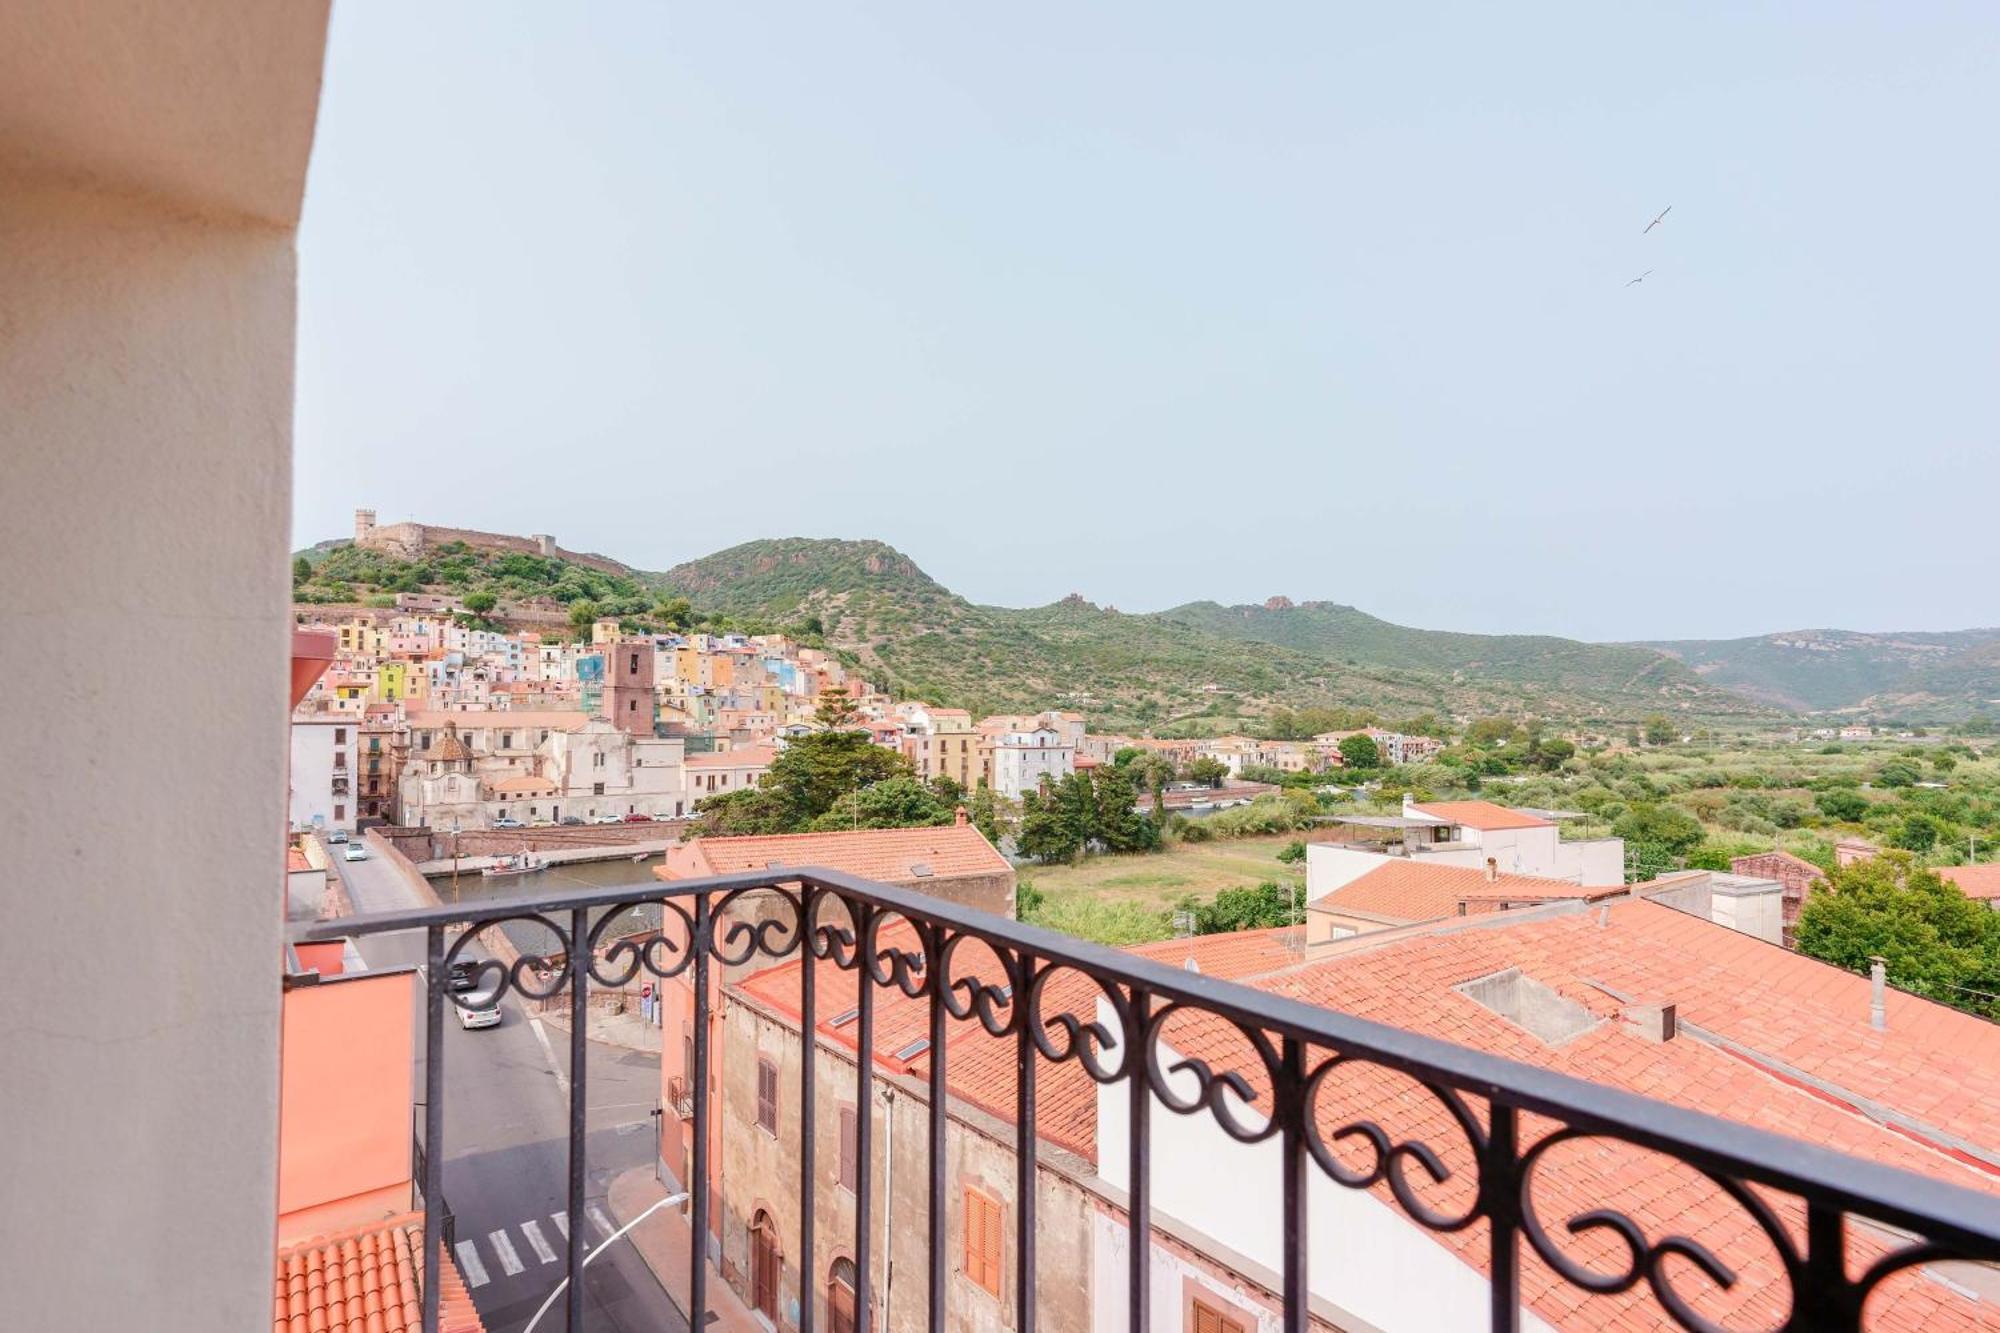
[962, 1188, 1003, 1296]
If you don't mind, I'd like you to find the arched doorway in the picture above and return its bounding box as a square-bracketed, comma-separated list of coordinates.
[827, 1257, 858, 1333]
[750, 1210, 782, 1321]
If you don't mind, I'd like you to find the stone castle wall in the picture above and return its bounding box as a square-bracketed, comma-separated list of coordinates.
[352, 509, 631, 577]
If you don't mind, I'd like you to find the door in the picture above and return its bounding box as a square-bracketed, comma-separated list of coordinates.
[828, 1258, 858, 1333]
[751, 1212, 781, 1321]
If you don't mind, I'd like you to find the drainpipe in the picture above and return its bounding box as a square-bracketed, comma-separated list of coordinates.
[1869, 956, 1887, 1030]
[880, 1086, 895, 1331]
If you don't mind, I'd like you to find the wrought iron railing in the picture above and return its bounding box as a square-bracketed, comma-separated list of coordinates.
[300, 868, 2000, 1333]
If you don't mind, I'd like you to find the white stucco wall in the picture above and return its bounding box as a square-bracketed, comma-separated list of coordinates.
[1093, 1003, 1556, 1333]
[1, 4, 329, 1327]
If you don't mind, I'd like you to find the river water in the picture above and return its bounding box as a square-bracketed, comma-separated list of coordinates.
[429, 853, 665, 958]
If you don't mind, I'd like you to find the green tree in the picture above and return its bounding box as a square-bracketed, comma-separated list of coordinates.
[462, 590, 497, 614]
[814, 685, 860, 729]
[568, 599, 600, 631]
[1337, 734, 1382, 771]
[1794, 855, 2000, 1018]
[1529, 736, 1576, 771]
[292, 555, 312, 582]
[1612, 803, 1705, 856]
[810, 776, 955, 832]
[1876, 759, 1922, 789]
[652, 596, 693, 630]
[1891, 812, 1945, 853]
[1017, 782, 1081, 863]
[1817, 789, 1869, 822]
[1643, 714, 1676, 746]
[1187, 756, 1230, 788]
[1933, 752, 1959, 774]
[1091, 766, 1158, 853]
[1276, 839, 1308, 865]
[1189, 881, 1304, 933]
[967, 783, 1005, 845]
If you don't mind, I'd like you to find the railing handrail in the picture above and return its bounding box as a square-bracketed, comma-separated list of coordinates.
[300, 863, 2000, 1258]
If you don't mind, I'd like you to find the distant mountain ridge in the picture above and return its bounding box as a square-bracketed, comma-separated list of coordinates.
[297, 521, 1998, 725]
[1636, 628, 2000, 716]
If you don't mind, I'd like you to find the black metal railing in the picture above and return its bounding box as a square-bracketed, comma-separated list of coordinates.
[300, 868, 2000, 1333]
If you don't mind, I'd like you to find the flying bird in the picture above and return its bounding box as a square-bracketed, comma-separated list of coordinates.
[1643, 205, 1672, 234]
[1626, 270, 1653, 287]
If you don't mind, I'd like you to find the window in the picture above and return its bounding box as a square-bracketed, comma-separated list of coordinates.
[1188, 1296, 1249, 1333]
[962, 1187, 1003, 1297]
[501, 732, 513, 749]
[593, 782, 605, 796]
[756, 1059, 778, 1134]
[838, 1106, 858, 1191]
[333, 727, 346, 743]
[594, 751, 605, 768]
[333, 805, 345, 822]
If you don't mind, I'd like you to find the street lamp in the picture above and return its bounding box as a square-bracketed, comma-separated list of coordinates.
[450, 817, 462, 905]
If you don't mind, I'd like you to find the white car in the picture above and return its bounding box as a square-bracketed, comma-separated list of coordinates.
[455, 996, 501, 1030]
[343, 843, 367, 862]
[591, 815, 623, 825]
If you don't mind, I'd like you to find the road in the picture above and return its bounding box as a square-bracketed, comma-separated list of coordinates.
[327, 840, 688, 1333]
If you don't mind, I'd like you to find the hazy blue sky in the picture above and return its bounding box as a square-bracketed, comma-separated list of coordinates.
[296, 3, 1999, 642]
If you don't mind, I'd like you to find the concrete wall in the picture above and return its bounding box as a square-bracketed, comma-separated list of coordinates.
[1, 10, 329, 1325]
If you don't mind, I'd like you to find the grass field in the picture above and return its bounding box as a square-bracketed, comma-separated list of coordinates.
[1020, 835, 1306, 945]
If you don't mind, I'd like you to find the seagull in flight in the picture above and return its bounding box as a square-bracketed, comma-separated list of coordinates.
[1643, 205, 1672, 234]
[1626, 270, 1653, 287]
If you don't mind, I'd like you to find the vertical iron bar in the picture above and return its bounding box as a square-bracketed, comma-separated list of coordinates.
[799, 888, 817, 1333]
[1486, 1101, 1520, 1333]
[422, 925, 445, 1333]
[854, 902, 876, 1333]
[1015, 953, 1038, 1333]
[692, 891, 712, 1324]
[1280, 1036, 1308, 1333]
[1126, 987, 1150, 1333]
[927, 926, 949, 1333]
[1801, 1202, 1853, 1330]
[567, 908, 590, 1332]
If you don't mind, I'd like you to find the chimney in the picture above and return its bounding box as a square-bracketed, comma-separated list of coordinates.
[955, 805, 969, 828]
[1402, 792, 1416, 815]
[1869, 956, 1886, 1030]
[1620, 1002, 1677, 1043]
[1485, 856, 1498, 882]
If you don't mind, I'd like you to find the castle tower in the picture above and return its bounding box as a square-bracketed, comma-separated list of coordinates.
[605, 639, 656, 737]
[354, 508, 377, 545]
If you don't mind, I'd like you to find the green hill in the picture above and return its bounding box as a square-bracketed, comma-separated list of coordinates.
[1161, 599, 1710, 705]
[1638, 628, 2000, 718]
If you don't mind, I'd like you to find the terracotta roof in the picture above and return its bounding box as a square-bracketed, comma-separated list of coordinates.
[272, 1213, 483, 1333]
[1410, 800, 1553, 831]
[1313, 859, 1609, 922]
[404, 709, 591, 731]
[1161, 901, 2000, 1330]
[1940, 863, 2000, 901]
[662, 824, 1009, 884]
[429, 729, 472, 764]
[488, 772, 557, 795]
[286, 847, 313, 873]
[686, 745, 776, 770]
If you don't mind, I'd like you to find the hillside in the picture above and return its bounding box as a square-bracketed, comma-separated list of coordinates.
[292, 540, 658, 619]
[1161, 599, 1712, 706]
[1638, 628, 2000, 717]
[650, 540, 1762, 729]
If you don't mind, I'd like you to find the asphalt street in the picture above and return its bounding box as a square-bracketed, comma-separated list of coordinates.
[325, 840, 688, 1333]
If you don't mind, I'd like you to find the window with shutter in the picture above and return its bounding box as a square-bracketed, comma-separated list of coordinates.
[1190, 1298, 1247, 1333]
[838, 1106, 857, 1191]
[962, 1187, 1002, 1297]
[756, 1059, 778, 1134]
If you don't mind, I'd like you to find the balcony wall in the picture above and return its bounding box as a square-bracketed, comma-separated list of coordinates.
[0, 3, 329, 1328]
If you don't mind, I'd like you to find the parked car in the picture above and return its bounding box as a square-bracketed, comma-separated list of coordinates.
[559, 816, 585, 826]
[591, 815, 623, 825]
[327, 829, 348, 844]
[446, 960, 483, 992]
[492, 817, 525, 829]
[454, 996, 501, 1030]
[343, 843, 367, 862]
[621, 812, 653, 823]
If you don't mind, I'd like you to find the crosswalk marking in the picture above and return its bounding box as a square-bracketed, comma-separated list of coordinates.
[488, 1228, 525, 1277]
[587, 1203, 615, 1239]
[454, 1241, 490, 1289]
[551, 1211, 569, 1239]
[520, 1219, 558, 1265]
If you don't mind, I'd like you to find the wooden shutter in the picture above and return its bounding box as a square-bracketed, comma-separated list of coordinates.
[1192, 1299, 1246, 1333]
[757, 1060, 778, 1133]
[962, 1188, 1002, 1296]
[839, 1106, 857, 1190]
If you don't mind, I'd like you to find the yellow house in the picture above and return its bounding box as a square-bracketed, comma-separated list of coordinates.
[374, 660, 409, 702]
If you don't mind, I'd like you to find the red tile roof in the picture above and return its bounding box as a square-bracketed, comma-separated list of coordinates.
[1941, 863, 2000, 901]
[663, 824, 1009, 884]
[685, 744, 776, 770]
[1313, 858, 1611, 922]
[1163, 901, 2000, 1330]
[273, 1213, 483, 1333]
[1411, 800, 1553, 831]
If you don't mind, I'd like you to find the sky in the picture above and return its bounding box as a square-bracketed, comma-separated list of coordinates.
[295, 3, 2000, 643]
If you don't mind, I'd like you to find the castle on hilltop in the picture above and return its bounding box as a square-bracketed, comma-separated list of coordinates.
[352, 509, 630, 575]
